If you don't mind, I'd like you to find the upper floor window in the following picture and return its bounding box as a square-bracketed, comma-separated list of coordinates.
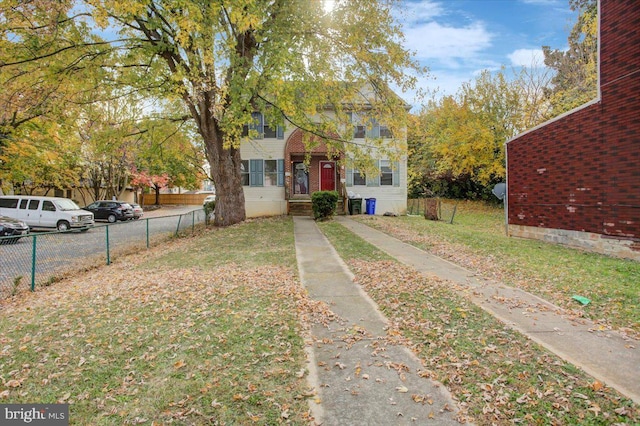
[349, 113, 392, 139]
[242, 112, 284, 140]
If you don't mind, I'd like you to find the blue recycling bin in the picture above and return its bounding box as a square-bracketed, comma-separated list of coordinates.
[365, 198, 376, 215]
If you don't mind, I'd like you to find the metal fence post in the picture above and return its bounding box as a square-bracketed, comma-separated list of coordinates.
[31, 235, 37, 291]
[146, 218, 150, 248]
[192, 211, 195, 234]
[106, 225, 111, 265]
[175, 215, 182, 237]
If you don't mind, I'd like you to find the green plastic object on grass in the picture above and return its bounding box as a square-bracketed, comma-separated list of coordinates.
[572, 295, 591, 306]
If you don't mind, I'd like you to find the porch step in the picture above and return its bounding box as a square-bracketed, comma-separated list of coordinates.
[288, 200, 345, 216]
[289, 201, 313, 217]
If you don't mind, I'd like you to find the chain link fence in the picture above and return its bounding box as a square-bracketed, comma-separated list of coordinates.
[0, 208, 207, 299]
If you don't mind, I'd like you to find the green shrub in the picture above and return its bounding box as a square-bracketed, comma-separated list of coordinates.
[311, 191, 339, 221]
[204, 200, 216, 225]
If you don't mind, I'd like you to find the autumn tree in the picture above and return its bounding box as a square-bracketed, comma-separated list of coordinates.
[543, 0, 598, 115]
[44, 0, 420, 226]
[0, 0, 109, 195]
[409, 67, 551, 199]
[129, 168, 169, 206]
[0, 118, 85, 195]
[133, 115, 206, 205]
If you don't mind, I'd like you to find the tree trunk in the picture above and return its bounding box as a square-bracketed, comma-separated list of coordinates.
[203, 128, 246, 227]
[424, 198, 440, 221]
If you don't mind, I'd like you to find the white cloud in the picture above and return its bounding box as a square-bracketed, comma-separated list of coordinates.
[508, 48, 546, 68]
[404, 21, 493, 63]
[399, 1, 445, 25]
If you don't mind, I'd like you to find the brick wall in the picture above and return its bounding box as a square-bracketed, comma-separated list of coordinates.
[506, 0, 640, 257]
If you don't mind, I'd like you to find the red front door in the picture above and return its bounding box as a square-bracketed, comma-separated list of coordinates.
[320, 161, 336, 191]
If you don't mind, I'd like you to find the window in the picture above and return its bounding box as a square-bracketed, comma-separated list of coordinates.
[347, 160, 400, 187]
[380, 126, 393, 138]
[240, 160, 250, 186]
[380, 160, 393, 186]
[20, 199, 28, 209]
[242, 112, 284, 139]
[0, 198, 18, 208]
[349, 112, 366, 138]
[245, 159, 285, 187]
[264, 160, 278, 186]
[346, 167, 367, 186]
[349, 113, 391, 139]
[28, 200, 39, 210]
[366, 119, 380, 139]
[42, 201, 56, 212]
[264, 124, 276, 139]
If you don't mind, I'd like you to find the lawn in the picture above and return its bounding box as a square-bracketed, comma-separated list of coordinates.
[318, 217, 639, 424]
[0, 217, 315, 425]
[355, 200, 640, 337]
[1, 211, 637, 425]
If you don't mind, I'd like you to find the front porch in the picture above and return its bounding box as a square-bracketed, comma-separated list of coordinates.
[284, 128, 348, 217]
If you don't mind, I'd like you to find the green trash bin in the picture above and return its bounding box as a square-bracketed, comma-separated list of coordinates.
[348, 198, 362, 215]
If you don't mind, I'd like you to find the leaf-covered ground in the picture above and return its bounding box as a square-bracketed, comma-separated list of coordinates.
[318, 219, 639, 425]
[354, 209, 640, 339]
[350, 259, 638, 425]
[2, 213, 637, 425]
[0, 219, 321, 425]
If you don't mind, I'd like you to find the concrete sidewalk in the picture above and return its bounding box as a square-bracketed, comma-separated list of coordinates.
[335, 216, 640, 405]
[294, 217, 462, 425]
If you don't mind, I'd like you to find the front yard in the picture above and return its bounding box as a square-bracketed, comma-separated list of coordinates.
[0, 208, 638, 425]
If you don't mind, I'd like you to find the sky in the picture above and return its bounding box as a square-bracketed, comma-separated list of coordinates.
[394, 0, 580, 107]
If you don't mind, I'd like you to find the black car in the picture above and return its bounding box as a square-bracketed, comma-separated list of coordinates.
[0, 215, 29, 244]
[84, 201, 134, 223]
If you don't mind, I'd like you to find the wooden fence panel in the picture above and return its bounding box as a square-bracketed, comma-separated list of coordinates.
[141, 193, 210, 206]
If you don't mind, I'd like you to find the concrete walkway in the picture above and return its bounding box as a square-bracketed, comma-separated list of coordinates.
[334, 216, 640, 404]
[294, 217, 461, 425]
[293, 216, 640, 425]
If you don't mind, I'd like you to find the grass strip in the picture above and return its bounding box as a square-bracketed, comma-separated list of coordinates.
[318, 220, 639, 425]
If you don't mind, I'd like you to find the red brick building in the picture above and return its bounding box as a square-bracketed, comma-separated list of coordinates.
[506, 0, 640, 260]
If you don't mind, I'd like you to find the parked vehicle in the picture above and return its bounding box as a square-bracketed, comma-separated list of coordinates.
[0, 196, 94, 232]
[203, 195, 216, 207]
[0, 215, 29, 244]
[84, 201, 134, 223]
[130, 203, 144, 220]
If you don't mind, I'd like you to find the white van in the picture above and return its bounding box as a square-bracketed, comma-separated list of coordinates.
[0, 195, 94, 232]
